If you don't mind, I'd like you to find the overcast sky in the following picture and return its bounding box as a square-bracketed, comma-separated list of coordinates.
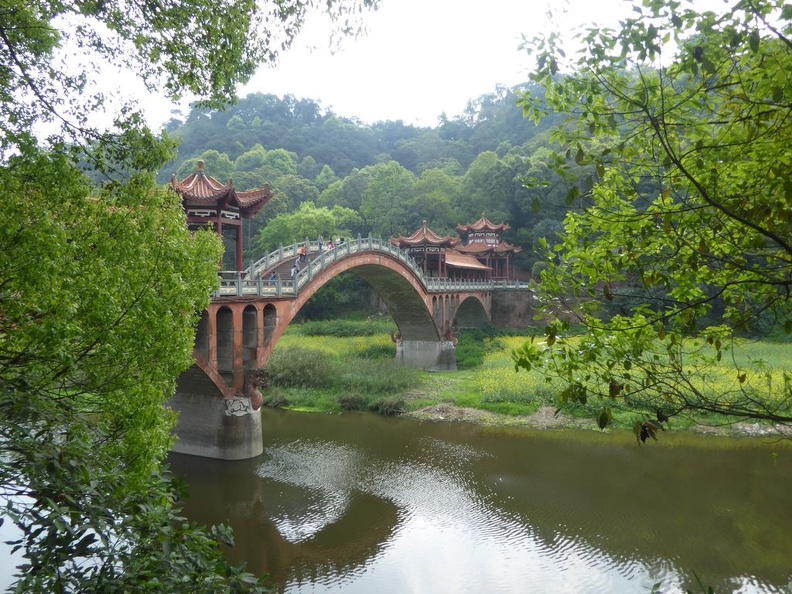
[132, 0, 643, 128]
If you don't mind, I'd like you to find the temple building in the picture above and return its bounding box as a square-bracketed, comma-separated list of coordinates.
[390, 221, 460, 277]
[171, 160, 272, 270]
[456, 214, 521, 280]
[391, 215, 522, 281]
[390, 221, 492, 281]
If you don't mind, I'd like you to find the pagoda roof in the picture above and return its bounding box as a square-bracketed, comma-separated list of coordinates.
[445, 250, 492, 270]
[457, 213, 511, 234]
[171, 160, 272, 217]
[457, 241, 522, 256]
[391, 221, 460, 248]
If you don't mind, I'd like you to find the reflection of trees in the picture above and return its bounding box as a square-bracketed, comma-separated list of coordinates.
[168, 435, 400, 585]
[469, 430, 792, 591]
[172, 412, 792, 593]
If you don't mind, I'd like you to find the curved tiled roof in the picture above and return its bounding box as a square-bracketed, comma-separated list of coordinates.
[457, 241, 522, 255]
[444, 250, 491, 270]
[171, 160, 272, 216]
[391, 220, 460, 248]
[457, 213, 511, 234]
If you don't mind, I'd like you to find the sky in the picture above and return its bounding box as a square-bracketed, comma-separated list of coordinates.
[145, 0, 637, 129]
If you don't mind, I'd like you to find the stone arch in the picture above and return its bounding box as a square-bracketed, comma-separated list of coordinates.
[216, 306, 234, 378]
[195, 310, 209, 359]
[295, 257, 439, 342]
[242, 305, 258, 369]
[263, 303, 277, 347]
[454, 295, 490, 328]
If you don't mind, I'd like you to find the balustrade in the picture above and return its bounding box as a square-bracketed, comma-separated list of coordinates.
[215, 237, 530, 298]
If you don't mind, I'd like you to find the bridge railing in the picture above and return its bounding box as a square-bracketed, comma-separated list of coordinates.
[213, 236, 531, 298]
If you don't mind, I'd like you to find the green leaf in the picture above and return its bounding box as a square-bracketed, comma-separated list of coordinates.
[749, 29, 760, 52]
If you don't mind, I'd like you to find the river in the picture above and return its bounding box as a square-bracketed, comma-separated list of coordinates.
[168, 408, 792, 594]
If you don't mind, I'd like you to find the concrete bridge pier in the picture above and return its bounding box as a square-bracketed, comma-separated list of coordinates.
[168, 365, 264, 460]
[397, 339, 457, 372]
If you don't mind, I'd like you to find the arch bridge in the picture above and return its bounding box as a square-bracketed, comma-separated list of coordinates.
[170, 236, 531, 460]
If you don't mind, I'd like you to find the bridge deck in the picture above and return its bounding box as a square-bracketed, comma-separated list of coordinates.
[216, 237, 531, 298]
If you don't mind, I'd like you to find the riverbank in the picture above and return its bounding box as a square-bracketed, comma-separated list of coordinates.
[402, 400, 791, 439]
[266, 325, 792, 441]
[404, 403, 588, 429]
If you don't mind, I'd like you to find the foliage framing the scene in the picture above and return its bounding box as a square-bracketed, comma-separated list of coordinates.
[0, 0, 378, 591]
[513, 0, 792, 436]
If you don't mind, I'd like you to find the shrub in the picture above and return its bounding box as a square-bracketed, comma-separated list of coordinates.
[339, 393, 368, 411]
[291, 318, 396, 338]
[456, 326, 505, 369]
[262, 392, 289, 408]
[337, 358, 420, 394]
[368, 396, 405, 416]
[266, 347, 338, 388]
[355, 341, 396, 360]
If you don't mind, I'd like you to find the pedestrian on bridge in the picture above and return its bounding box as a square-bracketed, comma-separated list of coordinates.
[317, 235, 323, 252]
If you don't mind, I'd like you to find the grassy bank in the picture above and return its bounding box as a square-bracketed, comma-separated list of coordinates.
[262, 319, 792, 433]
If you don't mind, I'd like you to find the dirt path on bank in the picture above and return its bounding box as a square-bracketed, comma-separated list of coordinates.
[402, 401, 791, 438]
[403, 403, 591, 430]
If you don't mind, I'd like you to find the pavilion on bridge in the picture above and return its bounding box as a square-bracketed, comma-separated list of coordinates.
[391, 215, 521, 281]
[455, 214, 521, 280]
[171, 160, 272, 270]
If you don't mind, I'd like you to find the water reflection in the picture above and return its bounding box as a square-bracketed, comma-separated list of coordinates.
[168, 409, 792, 594]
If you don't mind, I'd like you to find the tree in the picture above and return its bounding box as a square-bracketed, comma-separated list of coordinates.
[0, 149, 265, 591]
[1, 0, 378, 589]
[456, 151, 514, 223]
[235, 144, 268, 172]
[359, 161, 417, 237]
[1, 0, 379, 154]
[315, 164, 338, 191]
[263, 148, 299, 176]
[513, 0, 792, 435]
[176, 150, 235, 182]
[412, 168, 461, 232]
[256, 202, 361, 252]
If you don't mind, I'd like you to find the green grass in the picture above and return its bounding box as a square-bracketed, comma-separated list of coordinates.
[263, 321, 792, 429]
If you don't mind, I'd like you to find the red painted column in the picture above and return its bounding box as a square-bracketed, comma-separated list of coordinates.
[236, 223, 244, 271]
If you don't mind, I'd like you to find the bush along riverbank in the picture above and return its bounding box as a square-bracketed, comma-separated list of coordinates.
[262, 319, 792, 439]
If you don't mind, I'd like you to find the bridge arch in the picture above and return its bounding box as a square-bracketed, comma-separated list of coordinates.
[454, 295, 491, 328]
[258, 251, 440, 366]
[170, 239, 529, 460]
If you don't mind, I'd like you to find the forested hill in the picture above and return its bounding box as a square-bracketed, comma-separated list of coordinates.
[158, 84, 580, 272]
[159, 85, 558, 180]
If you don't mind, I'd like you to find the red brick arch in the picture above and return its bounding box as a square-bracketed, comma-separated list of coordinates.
[194, 251, 491, 397]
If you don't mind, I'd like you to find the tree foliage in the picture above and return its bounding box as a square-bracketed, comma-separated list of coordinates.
[1, 0, 379, 153]
[1, 0, 379, 590]
[513, 0, 792, 433]
[256, 202, 362, 253]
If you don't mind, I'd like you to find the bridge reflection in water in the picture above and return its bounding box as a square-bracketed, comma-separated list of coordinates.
[168, 236, 533, 460]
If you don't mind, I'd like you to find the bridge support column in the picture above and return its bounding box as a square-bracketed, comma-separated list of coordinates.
[397, 340, 457, 372]
[168, 366, 263, 460]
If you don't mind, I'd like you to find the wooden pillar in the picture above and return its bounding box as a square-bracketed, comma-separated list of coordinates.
[236, 222, 244, 271]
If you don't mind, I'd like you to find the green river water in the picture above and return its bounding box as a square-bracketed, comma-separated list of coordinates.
[168, 408, 792, 594]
